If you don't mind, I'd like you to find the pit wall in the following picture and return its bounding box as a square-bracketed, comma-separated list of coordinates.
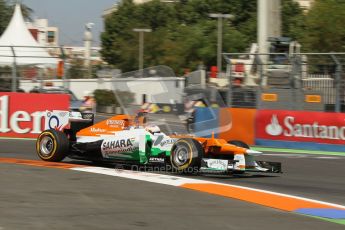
[20, 77, 185, 105]
[194, 108, 345, 152]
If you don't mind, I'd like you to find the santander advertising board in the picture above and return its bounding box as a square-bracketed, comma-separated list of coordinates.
[256, 110, 345, 145]
[0, 92, 69, 138]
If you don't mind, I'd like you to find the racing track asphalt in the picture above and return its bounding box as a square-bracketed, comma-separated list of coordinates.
[1, 138, 345, 229]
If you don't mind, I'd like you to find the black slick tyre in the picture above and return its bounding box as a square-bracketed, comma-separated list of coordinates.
[36, 129, 69, 162]
[170, 138, 203, 172]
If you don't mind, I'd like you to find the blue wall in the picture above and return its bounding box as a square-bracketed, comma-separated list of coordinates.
[256, 139, 345, 152]
[194, 108, 219, 138]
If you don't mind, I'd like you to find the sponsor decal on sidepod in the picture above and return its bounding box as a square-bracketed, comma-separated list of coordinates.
[90, 127, 106, 133]
[102, 139, 133, 149]
[101, 138, 138, 156]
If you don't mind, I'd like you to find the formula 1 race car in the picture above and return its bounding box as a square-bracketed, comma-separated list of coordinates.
[36, 111, 281, 174]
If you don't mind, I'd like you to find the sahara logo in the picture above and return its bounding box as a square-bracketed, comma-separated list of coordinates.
[265, 114, 283, 136]
[102, 139, 133, 150]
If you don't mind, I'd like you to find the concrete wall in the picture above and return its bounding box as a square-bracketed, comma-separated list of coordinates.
[259, 88, 324, 111]
[111, 77, 185, 104]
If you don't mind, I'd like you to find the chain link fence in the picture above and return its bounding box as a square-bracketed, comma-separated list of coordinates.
[3, 45, 345, 114]
[222, 53, 345, 112]
[0, 66, 13, 91]
[0, 45, 66, 92]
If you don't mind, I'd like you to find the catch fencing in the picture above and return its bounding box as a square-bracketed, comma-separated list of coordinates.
[3, 46, 345, 114]
[222, 53, 345, 112]
[0, 45, 65, 92]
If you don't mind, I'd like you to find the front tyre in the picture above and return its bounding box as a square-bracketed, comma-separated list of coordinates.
[170, 138, 203, 173]
[36, 129, 69, 162]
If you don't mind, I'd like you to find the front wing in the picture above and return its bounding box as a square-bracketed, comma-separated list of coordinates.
[200, 158, 282, 174]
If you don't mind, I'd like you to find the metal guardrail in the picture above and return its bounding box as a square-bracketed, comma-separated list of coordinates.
[0, 45, 65, 92]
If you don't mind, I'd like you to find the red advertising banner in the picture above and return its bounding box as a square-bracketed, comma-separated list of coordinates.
[0, 92, 69, 138]
[256, 110, 345, 145]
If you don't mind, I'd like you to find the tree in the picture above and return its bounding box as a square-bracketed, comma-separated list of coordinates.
[101, 0, 309, 73]
[67, 59, 88, 79]
[16, 4, 33, 21]
[0, 0, 11, 34]
[101, 0, 257, 73]
[281, 0, 306, 40]
[301, 0, 345, 52]
[0, 2, 33, 35]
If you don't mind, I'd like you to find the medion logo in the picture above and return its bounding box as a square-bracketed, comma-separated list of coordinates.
[265, 114, 345, 140]
[90, 127, 106, 133]
[0, 95, 44, 134]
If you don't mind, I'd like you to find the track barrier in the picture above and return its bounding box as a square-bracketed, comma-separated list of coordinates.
[256, 110, 345, 152]
[0, 92, 69, 138]
[195, 107, 345, 152]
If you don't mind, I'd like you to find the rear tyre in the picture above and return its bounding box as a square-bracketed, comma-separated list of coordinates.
[170, 138, 203, 173]
[36, 129, 69, 162]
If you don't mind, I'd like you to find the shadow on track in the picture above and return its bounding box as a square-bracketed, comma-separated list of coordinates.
[65, 159, 279, 179]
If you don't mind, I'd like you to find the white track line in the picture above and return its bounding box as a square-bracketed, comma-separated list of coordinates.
[71, 166, 345, 210]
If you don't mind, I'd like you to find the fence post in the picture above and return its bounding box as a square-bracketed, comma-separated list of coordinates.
[227, 62, 233, 107]
[38, 68, 43, 89]
[290, 54, 303, 110]
[59, 46, 69, 89]
[10, 46, 17, 92]
[297, 55, 304, 111]
[223, 54, 233, 107]
[331, 55, 341, 113]
[256, 55, 263, 109]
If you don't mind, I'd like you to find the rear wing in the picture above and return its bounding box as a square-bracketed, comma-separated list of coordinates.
[45, 110, 94, 131]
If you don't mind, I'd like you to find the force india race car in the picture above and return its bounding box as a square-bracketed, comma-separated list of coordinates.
[36, 111, 281, 174]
